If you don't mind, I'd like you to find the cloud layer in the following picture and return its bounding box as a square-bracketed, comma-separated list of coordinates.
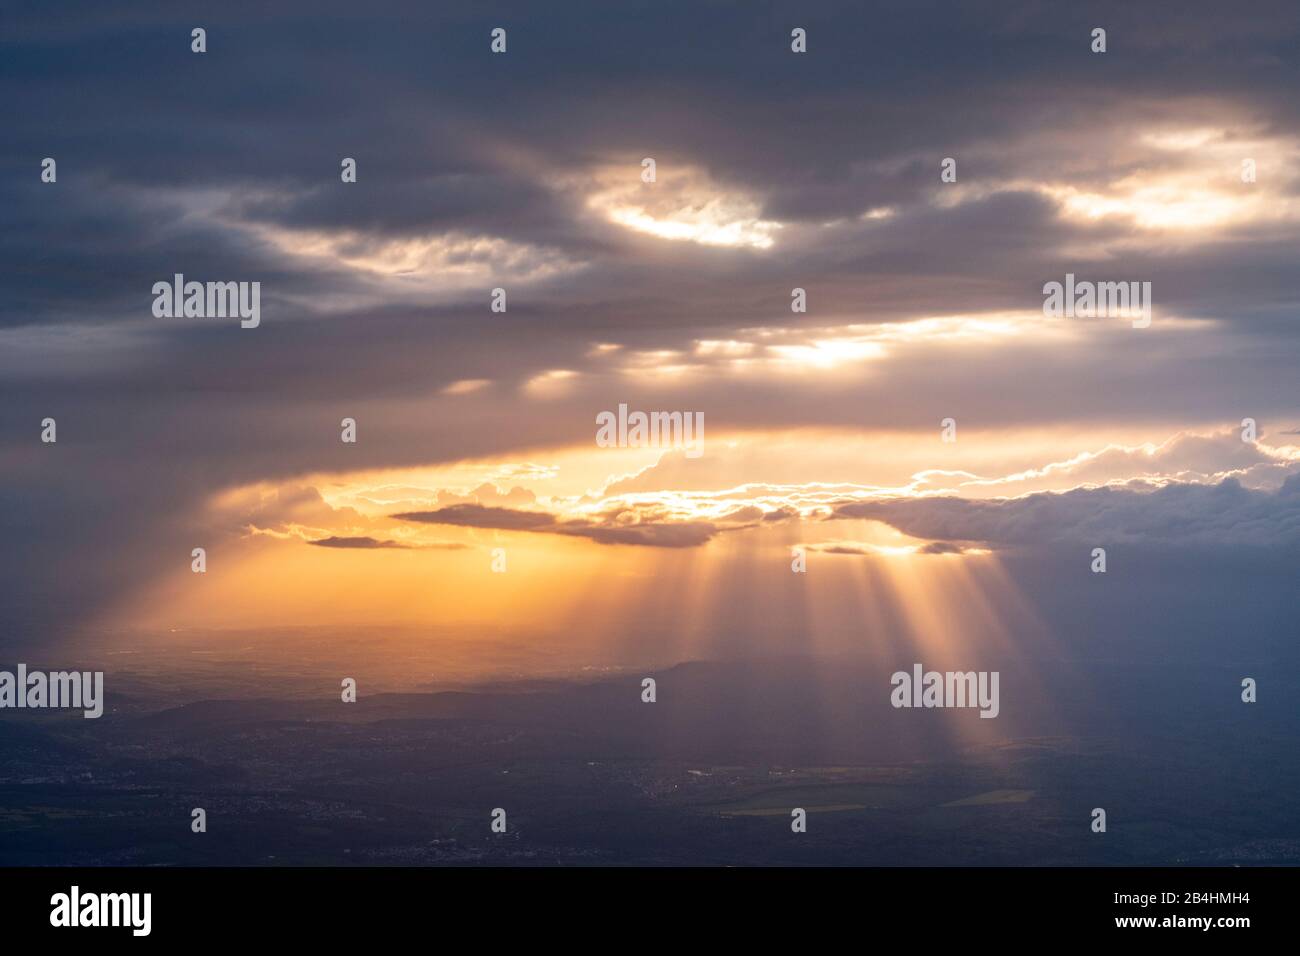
[2, 2, 1298, 644]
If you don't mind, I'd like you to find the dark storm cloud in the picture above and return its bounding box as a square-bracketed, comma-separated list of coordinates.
[7, 0, 1300, 329]
[3, 0, 1300, 641]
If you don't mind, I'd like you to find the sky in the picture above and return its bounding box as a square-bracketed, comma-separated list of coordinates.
[1, 1, 1298, 679]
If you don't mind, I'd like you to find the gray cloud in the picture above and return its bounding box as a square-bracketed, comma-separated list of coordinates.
[834, 476, 1300, 551]
[394, 503, 721, 548]
[3, 0, 1300, 643]
[306, 535, 411, 549]
[395, 505, 557, 532]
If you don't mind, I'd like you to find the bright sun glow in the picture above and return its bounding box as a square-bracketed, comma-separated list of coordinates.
[586, 164, 783, 249]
